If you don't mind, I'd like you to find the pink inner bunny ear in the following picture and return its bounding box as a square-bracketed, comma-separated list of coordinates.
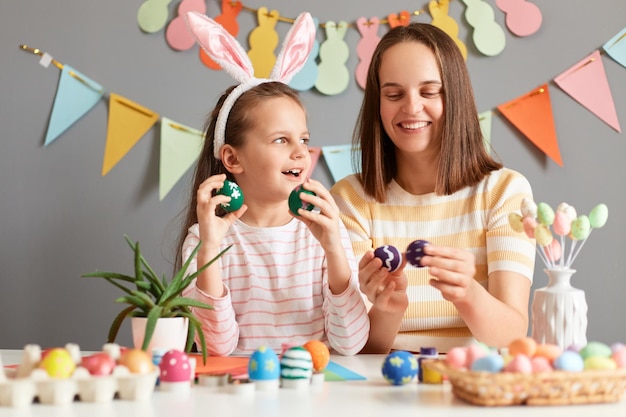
[185, 11, 254, 83]
[270, 12, 316, 83]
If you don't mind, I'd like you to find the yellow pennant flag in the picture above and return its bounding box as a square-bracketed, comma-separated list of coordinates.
[102, 93, 159, 176]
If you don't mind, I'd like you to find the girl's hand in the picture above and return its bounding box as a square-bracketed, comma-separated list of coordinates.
[358, 251, 408, 313]
[293, 179, 343, 252]
[420, 244, 478, 303]
[196, 174, 247, 250]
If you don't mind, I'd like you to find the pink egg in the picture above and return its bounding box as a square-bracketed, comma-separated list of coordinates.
[81, 352, 116, 376]
[465, 344, 488, 368]
[531, 356, 553, 372]
[504, 354, 532, 373]
[552, 211, 572, 236]
[445, 347, 468, 370]
[612, 348, 626, 368]
[522, 217, 537, 238]
[159, 350, 192, 383]
[543, 239, 562, 262]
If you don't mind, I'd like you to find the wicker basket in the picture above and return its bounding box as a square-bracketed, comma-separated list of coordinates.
[423, 359, 626, 406]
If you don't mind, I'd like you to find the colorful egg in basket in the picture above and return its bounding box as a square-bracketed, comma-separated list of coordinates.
[424, 339, 626, 406]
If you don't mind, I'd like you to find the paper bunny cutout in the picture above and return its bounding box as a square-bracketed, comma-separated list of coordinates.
[185, 11, 316, 159]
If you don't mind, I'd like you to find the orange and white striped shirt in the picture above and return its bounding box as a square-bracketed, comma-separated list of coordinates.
[182, 219, 369, 356]
[331, 168, 536, 352]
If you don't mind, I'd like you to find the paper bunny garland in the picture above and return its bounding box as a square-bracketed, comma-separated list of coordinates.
[185, 11, 316, 159]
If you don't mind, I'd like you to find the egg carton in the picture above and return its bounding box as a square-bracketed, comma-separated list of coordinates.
[0, 343, 158, 407]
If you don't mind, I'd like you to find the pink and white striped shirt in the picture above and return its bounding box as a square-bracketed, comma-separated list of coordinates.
[181, 219, 369, 356]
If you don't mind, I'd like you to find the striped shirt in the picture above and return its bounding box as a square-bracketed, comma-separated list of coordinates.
[181, 218, 370, 356]
[331, 168, 536, 352]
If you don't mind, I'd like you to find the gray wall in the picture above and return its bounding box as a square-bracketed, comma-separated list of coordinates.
[2, 1, 625, 350]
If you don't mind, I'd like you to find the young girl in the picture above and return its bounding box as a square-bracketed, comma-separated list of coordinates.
[331, 23, 535, 354]
[175, 12, 369, 357]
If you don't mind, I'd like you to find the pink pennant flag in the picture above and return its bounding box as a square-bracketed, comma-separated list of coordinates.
[554, 50, 621, 132]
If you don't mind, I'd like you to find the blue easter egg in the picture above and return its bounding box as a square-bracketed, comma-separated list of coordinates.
[406, 240, 430, 268]
[280, 346, 313, 380]
[381, 351, 418, 385]
[248, 346, 280, 381]
[554, 351, 584, 372]
[374, 245, 401, 272]
[470, 354, 504, 373]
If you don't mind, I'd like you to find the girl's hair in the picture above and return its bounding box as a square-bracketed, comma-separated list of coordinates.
[355, 22, 502, 202]
[174, 81, 303, 270]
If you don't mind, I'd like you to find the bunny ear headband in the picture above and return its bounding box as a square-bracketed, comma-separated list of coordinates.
[185, 11, 316, 160]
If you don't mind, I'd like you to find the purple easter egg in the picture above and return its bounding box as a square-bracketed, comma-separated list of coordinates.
[406, 240, 430, 268]
[374, 245, 401, 272]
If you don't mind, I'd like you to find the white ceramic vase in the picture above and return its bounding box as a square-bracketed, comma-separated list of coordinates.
[531, 268, 588, 350]
[131, 317, 189, 356]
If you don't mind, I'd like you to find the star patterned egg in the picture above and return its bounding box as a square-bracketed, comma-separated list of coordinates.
[216, 179, 244, 212]
[280, 346, 313, 380]
[288, 185, 315, 216]
[381, 351, 418, 385]
[248, 346, 280, 381]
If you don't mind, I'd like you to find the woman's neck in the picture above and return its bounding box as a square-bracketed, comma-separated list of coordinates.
[394, 151, 439, 195]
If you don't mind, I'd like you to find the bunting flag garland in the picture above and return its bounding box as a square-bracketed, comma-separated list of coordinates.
[603, 27, 626, 69]
[18, 3, 626, 200]
[165, 0, 207, 51]
[102, 94, 159, 176]
[159, 117, 203, 200]
[497, 84, 563, 167]
[554, 50, 621, 133]
[45, 65, 104, 146]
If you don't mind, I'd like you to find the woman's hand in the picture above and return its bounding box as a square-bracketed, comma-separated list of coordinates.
[420, 244, 478, 303]
[358, 251, 408, 313]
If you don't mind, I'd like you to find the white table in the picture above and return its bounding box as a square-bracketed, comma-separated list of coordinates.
[1, 350, 625, 417]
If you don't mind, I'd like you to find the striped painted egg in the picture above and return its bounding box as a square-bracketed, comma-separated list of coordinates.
[280, 346, 313, 380]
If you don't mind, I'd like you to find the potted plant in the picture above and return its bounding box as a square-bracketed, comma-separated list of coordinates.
[82, 235, 230, 363]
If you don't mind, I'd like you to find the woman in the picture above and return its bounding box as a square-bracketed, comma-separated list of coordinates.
[331, 22, 535, 353]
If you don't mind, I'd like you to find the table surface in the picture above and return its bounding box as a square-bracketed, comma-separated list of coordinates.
[1, 349, 626, 417]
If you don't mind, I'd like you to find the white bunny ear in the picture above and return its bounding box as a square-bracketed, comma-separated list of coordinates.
[270, 12, 316, 83]
[185, 11, 255, 83]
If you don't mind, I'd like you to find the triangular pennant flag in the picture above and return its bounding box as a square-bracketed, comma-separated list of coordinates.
[554, 50, 621, 133]
[321, 144, 361, 183]
[102, 93, 159, 176]
[44, 65, 104, 146]
[478, 110, 493, 154]
[602, 27, 626, 68]
[307, 147, 322, 178]
[159, 117, 203, 200]
[497, 84, 563, 167]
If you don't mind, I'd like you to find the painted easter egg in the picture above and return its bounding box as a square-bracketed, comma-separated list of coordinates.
[406, 239, 430, 268]
[280, 346, 313, 381]
[159, 350, 192, 383]
[288, 184, 316, 216]
[374, 245, 402, 272]
[118, 349, 154, 374]
[470, 354, 504, 373]
[248, 346, 280, 381]
[39, 348, 76, 378]
[553, 351, 584, 371]
[508, 212, 524, 233]
[570, 215, 591, 240]
[520, 197, 537, 218]
[303, 340, 330, 372]
[589, 204, 608, 228]
[81, 352, 116, 376]
[216, 179, 244, 212]
[536, 202, 555, 226]
[556, 202, 577, 222]
[534, 223, 553, 246]
[552, 211, 572, 236]
[381, 351, 418, 385]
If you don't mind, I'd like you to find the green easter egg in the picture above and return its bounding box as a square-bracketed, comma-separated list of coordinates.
[508, 212, 524, 233]
[216, 180, 244, 212]
[589, 204, 608, 228]
[579, 341, 612, 359]
[536, 202, 555, 226]
[288, 185, 315, 216]
[570, 215, 591, 240]
[534, 223, 553, 246]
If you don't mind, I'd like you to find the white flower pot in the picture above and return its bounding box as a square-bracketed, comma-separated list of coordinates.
[131, 317, 189, 356]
